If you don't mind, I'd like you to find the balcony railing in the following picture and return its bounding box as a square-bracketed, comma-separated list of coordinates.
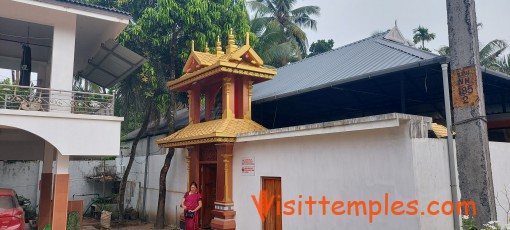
[0, 84, 115, 116]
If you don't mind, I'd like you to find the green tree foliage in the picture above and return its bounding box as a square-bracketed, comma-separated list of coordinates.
[248, 0, 320, 67]
[131, 3, 249, 226]
[308, 39, 334, 57]
[412, 25, 436, 51]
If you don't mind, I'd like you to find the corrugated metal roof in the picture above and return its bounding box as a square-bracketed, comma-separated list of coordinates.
[252, 31, 439, 102]
[82, 39, 145, 88]
[45, 0, 131, 16]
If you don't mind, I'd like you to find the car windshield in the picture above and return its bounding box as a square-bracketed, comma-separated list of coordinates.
[0, 196, 15, 211]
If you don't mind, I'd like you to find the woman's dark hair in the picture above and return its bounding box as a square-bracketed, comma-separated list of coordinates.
[190, 182, 198, 188]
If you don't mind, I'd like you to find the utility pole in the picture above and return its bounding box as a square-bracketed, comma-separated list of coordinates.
[446, 0, 497, 227]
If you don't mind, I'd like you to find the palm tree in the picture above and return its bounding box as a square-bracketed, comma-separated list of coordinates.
[413, 25, 436, 50]
[494, 54, 510, 75]
[479, 39, 508, 67]
[437, 46, 450, 56]
[250, 18, 300, 67]
[436, 39, 507, 68]
[248, 0, 319, 66]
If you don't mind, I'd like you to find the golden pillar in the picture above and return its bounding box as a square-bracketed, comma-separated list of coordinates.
[222, 77, 234, 119]
[211, 143, 236, 230]
[222, 153, 233, 202]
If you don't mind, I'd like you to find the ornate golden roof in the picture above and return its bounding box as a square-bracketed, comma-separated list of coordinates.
[431, 123, 455, 138]
[193, 52, 218, 66]
[171, 32, 277, 91]
[156, 118, 267, 148]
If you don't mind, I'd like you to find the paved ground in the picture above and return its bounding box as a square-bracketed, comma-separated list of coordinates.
[82, 217, 180, 230]
[23, 218, 181, 230]
[82, 224, 170, 230]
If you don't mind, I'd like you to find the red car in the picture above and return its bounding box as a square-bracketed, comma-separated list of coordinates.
[0, 189, 25, 230]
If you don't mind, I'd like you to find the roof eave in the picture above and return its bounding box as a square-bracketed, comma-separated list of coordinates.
[35, 0, 132, 22]
[481, 66, 510, 81]
[253, 55, 448, 104]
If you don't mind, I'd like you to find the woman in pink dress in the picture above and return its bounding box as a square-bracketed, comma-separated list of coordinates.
[181, 182, 202, 230]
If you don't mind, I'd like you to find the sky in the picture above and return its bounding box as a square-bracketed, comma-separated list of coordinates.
[2, 0, 508, 82]
[296, 0, 510, 55]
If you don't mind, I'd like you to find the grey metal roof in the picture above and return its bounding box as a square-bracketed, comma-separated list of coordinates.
[82, 39, 146, 88]
[43, 0, 131, 17]
[252, 31, 440, 103]
[123, 108, 206, 142]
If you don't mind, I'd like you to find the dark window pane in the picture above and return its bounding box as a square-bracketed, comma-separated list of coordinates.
[0, 196, 15, 211]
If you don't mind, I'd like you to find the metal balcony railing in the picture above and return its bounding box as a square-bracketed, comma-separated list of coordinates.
[0, 84, 115, 116]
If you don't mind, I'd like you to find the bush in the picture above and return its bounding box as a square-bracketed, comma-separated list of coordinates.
[67, 211, 80, 230]
[17, 196, 36, 221]
[462, 215, 509, 230]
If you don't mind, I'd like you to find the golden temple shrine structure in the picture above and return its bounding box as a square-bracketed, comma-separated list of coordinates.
[156, 30, 277, 229]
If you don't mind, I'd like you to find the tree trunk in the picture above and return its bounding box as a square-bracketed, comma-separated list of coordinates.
[154, 148, 175, 228]
[154, 28, 179, 228]
[118, 101, 154, 224]
[154, 90, 177, 228]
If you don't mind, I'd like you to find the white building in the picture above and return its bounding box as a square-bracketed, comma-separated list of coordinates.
[0, 0, 143, 229]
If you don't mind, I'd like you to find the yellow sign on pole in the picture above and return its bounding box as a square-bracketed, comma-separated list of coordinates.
[451, 66, 479, 108]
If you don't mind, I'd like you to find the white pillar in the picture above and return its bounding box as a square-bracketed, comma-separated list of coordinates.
[43, 142, 54, 174]
[49, 14, 76, 112]
[55, 152, 69, 174]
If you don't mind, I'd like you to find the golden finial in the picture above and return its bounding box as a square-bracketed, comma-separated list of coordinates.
[205, 42, 209, 53]
[216, 35, 224, 55]
[191, 40, 195, 52]
[245, 32, 250, 46]
[228, 28, 235, 45]
[226, 28, 238, 54]
[216, 36, 221, 50]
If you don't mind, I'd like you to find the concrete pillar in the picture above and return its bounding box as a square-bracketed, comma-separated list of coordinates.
[51, 152, 70, 229]
[211, 143, 235, 230]
[49, 14, 76, 112]
[38, 142, 54, 230]
[446, 0, 497, 225]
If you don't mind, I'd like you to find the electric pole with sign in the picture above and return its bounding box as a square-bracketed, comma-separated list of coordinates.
[446, 0, 497, 227]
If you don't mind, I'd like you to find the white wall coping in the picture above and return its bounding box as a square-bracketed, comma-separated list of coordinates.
[0, 109, 124, 122]
[236, 113, 432, 142]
